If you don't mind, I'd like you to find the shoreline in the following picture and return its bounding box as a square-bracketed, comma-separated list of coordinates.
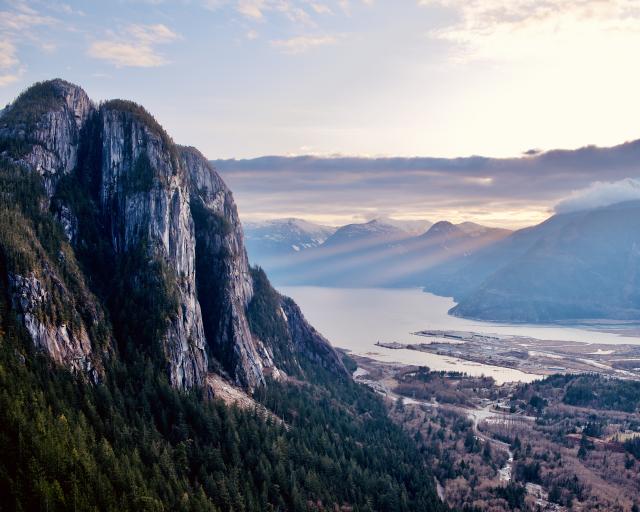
[376, 328, 640, 381]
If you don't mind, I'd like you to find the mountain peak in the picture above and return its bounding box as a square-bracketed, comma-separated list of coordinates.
[243, 217, 336, 264]
[21, 78, 85, 98]
[455, 221, 511, 237]
[327, 218, 404, 240]
[424, 220, 458, 236]
[45, 78, 86, 95]
[0, 78, 94, 197]
[1, 78, 92, 129]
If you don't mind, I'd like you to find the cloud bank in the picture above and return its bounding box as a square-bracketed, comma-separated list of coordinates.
[271, 35, 338, 54]
[213, 139, 640, 228]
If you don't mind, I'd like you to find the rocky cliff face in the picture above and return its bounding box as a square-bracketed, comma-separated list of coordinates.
[0, 79, 345, 392]
[0, 200, 111, 382]
[183, 146, 279, 390]
[97, 102, 207, 389]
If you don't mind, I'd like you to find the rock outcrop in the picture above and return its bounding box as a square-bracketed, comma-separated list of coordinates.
[8, 271, 95, 377]
[1, 223, 110, 382]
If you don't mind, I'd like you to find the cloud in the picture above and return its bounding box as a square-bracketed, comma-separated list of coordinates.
[0, 2, 58, 86]
[127, 23, 179, 44]
[213, 139, 640, 228]
[310, 3, 332, 14]
[271, 34, 337, 53]
[0, 3, 57, 32]
[419, 0, 640, 63]
[88, 24, 179, 68]
[203, 0, 311, 22]
[555, 178, 640, 214]
[201, 0, 228, 10]
[0, 39, 22, 86]
[88, 41, 169, 67]
[0, 40, 18, 70]
[0, 71, 21, 87]
[202, 0, 263, 18]
[237, 0, 265, 19]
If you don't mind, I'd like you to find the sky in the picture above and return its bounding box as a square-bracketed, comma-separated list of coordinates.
[1, 0, 640, 227]
[2, 0, 640, 159]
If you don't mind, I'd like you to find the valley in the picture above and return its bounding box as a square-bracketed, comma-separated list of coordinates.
[350, 355, 640, 511]
[286, 285, 640, 509]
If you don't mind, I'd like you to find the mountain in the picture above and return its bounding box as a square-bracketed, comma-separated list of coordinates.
[255, 218, 414, 285]
[427, 201, 640, 322]
[243, 217, 335, 265]
[421, 215, 576, 300]
[0, 80, 324, 391]
[243, 217, 431, 271]
[0, 80, 445, 511]
[456, 221, 506, 237]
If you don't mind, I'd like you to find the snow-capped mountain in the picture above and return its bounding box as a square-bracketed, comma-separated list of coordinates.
[243, 218, 336, 263]
[321, 219, 409, 248]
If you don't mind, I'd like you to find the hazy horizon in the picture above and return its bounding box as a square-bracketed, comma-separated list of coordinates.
[216, 143, 640, 229]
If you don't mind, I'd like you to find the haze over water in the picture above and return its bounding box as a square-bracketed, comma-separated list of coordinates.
[281, 287, 640, 384]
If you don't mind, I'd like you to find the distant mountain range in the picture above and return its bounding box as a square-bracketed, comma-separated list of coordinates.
[321, 218, 414, 248]
[244, 217, 433, 264]
[244, 217, 510, 287]
[371, 217, 433, 236]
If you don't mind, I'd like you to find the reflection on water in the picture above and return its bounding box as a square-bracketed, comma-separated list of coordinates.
[281, 286, 640, 384]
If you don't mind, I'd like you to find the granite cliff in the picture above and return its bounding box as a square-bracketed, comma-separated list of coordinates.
[0, 79, 346, 393]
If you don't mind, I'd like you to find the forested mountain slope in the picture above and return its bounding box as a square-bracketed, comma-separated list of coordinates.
[423, 201, 640, 322]
[0, 79, 446, 511]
